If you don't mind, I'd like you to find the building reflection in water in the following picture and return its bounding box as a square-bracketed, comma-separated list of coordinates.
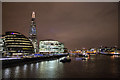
[23, 64, 27, 71]
[4, 68, 11, 78]
[3, 55, 120, 78]
[7, 59, 64, 78]
[39, 60, 63, 78]
[35, 62, 39, 69]
[14, 66, 20, 77]
[110, 55, 120, 59]
[110, 55, 120, 74]
[30, 63, 33, 71]
[22, 64, 27, 77]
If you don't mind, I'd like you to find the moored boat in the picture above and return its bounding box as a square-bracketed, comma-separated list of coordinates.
[60, 57, 71, 63]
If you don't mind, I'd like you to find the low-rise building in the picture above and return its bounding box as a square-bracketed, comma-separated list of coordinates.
[0, 36, 3, 51]
[3, 31, 34, 57]
[39, 39, 64, 54]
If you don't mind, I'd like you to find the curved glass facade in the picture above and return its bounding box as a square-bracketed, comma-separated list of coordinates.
[4, 31, 34, 56]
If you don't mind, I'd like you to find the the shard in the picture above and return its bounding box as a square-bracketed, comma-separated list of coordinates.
[29, 11, 38, 53]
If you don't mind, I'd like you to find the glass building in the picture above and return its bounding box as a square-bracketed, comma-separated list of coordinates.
[29, 12, 38, 53]
[39, 39, 64, 54]
[4, 31, 34, 56]
[0, 36, 4, 52]
[0, 35, 6, 56]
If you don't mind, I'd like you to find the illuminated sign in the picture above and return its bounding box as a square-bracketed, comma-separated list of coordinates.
[11, 33, 17, 35]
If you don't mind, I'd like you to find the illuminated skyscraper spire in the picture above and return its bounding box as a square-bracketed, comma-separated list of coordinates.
[32, 11, 35, 19]
[29, 11, 38, 53]
[30, 11, 36, 36]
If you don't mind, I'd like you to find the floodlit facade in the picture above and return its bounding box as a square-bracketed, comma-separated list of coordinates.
[39, 39, 64, 54]
[0, 35, 8, 57]
[4, 31, 34, 56]
[0, 36, 4, 52]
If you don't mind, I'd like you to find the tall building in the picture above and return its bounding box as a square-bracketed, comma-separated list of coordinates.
[39, 39, 64, 54]
[4, 31, 34, 56]
[29, 11, 38, 53]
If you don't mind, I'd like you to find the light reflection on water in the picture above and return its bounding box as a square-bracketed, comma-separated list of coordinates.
[38, 59, 63, 78]
[4, 68, 11, 78]
[30, 64, 33, 71]
[2, 55, 120, 78]
[35, 63, 39, 69]
[15, 66, 20, 77]
[110, 55, 120, 59]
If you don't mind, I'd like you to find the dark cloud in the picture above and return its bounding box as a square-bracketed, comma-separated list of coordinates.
[2, 2, 118, 49]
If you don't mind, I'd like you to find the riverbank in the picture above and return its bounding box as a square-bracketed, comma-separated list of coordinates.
[100, 52, 120, 55]
[2, 54, 120, 78]
[2, 54, 68, 68]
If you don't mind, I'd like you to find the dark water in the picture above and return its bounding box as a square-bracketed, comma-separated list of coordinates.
[2, 54, 120, 78]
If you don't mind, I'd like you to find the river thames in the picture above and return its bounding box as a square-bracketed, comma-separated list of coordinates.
[2, 54, 120, 78]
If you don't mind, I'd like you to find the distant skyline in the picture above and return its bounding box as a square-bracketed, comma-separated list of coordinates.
[2, 2, 118, 49]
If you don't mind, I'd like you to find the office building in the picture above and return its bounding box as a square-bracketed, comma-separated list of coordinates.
[0, 35, 4, 52]
[39, 39, 64, 54]
[4, 31, 34, 56]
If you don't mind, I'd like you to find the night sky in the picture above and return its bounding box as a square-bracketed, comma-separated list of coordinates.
[2, 2, 118, 49]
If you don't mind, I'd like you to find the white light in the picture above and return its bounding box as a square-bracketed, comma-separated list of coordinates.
[23, 64, 27, 71]
[33, 11, 35, 14]
[115, 52, 119, 54]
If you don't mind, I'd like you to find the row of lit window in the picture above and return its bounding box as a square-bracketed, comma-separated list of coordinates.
[0, 43, 3, 45]
[7, 45, 33, 47]
[40, 45, 64, 48]
[9, 50, 32, 52]
[0, 47, 3, 51]
[23, 48, 32, 50]
[9, 51, 16, 52]
[40, 47, 64, 49]
[40, 43, 63, 45]
[40, 48, 63, 49]
[5, 40, 30, 42]
[6, 43, 31, 45]
[0, 42, 4, 44]
[40, 48, 64, 50]
[39, 50, 64, 52]
[6, 38, 28, 40]
[40, 44, 64, 46]
[6, 35, 16, 37]
[40, 41, 59, 43]
[12, 53, 29, 55]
